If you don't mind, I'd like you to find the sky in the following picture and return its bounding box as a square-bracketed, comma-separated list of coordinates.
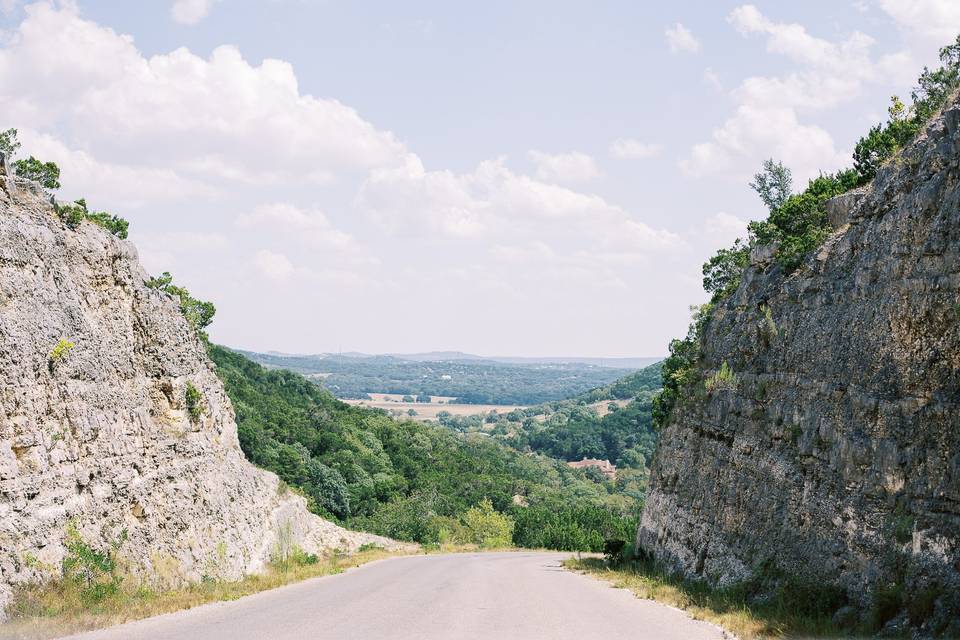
[1, 0, 958, 357]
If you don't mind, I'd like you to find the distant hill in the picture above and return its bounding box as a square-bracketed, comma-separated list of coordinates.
[260, 350, 662, 369]
[236, 348, 650, 405]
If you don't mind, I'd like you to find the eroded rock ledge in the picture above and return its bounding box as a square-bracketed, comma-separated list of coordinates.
[638, 99, 960, 632]
[0, 177, 407, 618]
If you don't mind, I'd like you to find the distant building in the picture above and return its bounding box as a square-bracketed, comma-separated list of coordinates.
[567, 458, 616, 480]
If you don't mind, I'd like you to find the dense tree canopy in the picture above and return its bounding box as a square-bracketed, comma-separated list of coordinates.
[209, 345, 639, 550]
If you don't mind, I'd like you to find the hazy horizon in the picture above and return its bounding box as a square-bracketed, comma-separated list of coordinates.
[236, 346, 665, 364]
[1, 1, 956, 356]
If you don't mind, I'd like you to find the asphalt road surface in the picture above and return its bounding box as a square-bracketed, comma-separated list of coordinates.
[65, 552, 725, 640]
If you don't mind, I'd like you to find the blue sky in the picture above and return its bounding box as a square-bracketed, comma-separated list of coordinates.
[1, 0, 957, 356]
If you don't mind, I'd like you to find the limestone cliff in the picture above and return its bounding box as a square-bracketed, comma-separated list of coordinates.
[638, 98, 960, 631]
[0, 164, 403, 617]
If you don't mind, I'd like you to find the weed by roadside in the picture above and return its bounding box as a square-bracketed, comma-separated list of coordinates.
[1, 547, 400, 640]
[565, 557, 880, 640]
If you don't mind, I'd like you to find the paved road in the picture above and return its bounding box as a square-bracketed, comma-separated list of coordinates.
[66, 552, 725, 640]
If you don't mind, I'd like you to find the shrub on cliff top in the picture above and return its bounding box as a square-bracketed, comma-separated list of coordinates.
[146, 271, 216, 340]
[57, 198, 129, 239]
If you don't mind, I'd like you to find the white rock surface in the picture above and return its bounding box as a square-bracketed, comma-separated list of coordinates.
[0, 179, 407, 618]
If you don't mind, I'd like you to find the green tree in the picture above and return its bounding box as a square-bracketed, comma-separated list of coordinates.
[13, 156, 60, 190]
[457, 499, 514, 547]
[749, 159, 792, 212]
[702, 239, 749, 302]
[57, 198, 129, 238]
[146, 272, 216, 339]
[652, 305, 710, 429]
[0, 128, 20, 159]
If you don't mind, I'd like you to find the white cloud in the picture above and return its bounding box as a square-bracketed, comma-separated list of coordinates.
[357, 154, 682, 264]
[237, 203, 355, 251]
[18, 128, 217, 208]
[683, 104, 847, 179]
[171, 0, 217, 25]
[0, 3, 406, 193]
[704, 212, 750, 247]
[703, 67, 723, 91]
[527, 150, 599, 182]
[609, 138, 661, 159]
[136, 231, 230, 275]
[877, 0, 960, 46]
[684, 5, 888, 180]
[254, 249, 295, 282]
[665, 23, 700, 54]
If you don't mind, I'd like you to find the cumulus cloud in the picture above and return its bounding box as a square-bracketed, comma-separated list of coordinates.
[609, 138, 662, 159]
[665, 23, 700, 54]
[0, 3, 406, 193]
[254, 249, 295, 282]
[171, 0, 217, 25]
[877, 0, 960, 46]
[357, 154, 682, 263]
[237, 203, 355, 251]
[704, 212, 750, 247]
[527, 150, 599, 182]
[683, 5, 892, 180]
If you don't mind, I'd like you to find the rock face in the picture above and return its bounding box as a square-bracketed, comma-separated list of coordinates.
[638, 100, 960, 629]
[0, 178, 404, 617]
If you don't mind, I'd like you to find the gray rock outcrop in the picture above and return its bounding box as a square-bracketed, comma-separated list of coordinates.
[0, 177, 406, 618]
[638, 96, 960, 632]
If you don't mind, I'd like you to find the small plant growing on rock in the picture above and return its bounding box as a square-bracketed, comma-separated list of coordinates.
[62, 523, 128, 606]
[49, 338, 75, 363]
[56, 198, 129, 238]
[705, 361, 738, 393]
[144, 271, 216, 341]
[761, 304, 778, 339]
[184, 382, 204, 423]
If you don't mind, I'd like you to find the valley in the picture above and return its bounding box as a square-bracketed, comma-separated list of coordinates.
[1, 4, 959, 639]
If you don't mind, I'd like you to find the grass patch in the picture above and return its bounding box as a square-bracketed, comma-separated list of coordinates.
[565, 557, 875, 639]
[1, 547, 403, 640]
[705, 361, 738, 393]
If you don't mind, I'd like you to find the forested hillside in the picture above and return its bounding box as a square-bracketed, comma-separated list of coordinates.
[436, 363, 661, 460]
[210, 345, 639, 551]
[241, 350, 636, 404]
[433, 361, 662, 507]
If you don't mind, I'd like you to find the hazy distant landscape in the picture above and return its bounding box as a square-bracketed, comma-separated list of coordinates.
[240, 349, 654, 405]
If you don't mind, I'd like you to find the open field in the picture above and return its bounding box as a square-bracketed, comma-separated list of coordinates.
[344, 399, 525, 421]
[365, 393, 458, 403]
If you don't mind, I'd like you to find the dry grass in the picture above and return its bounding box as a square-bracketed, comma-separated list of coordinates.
[0, 547, 403, 640]
[565, 558, 873, 640]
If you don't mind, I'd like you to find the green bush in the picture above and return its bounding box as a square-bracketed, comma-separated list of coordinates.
[56, 199, 129, 239]
[49, 338, 75, 363]
[146, 272, 216, 340]
[702, 240, 749, 302]
[0, 127, 21, 158]
[185, 382, 203, 423]
[652, 305, 710, 429]
[62, 523, 127, 606]
[455, 499, 514, 547]
[705, 361, 737, 393]
[511, 502, 636, 552]
[870, 581, 905, 630]
[13, 156, 60, 190]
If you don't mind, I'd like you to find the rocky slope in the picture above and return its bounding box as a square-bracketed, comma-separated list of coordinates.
[638, 99, 960, 632]
[0, 162, 405, 618]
